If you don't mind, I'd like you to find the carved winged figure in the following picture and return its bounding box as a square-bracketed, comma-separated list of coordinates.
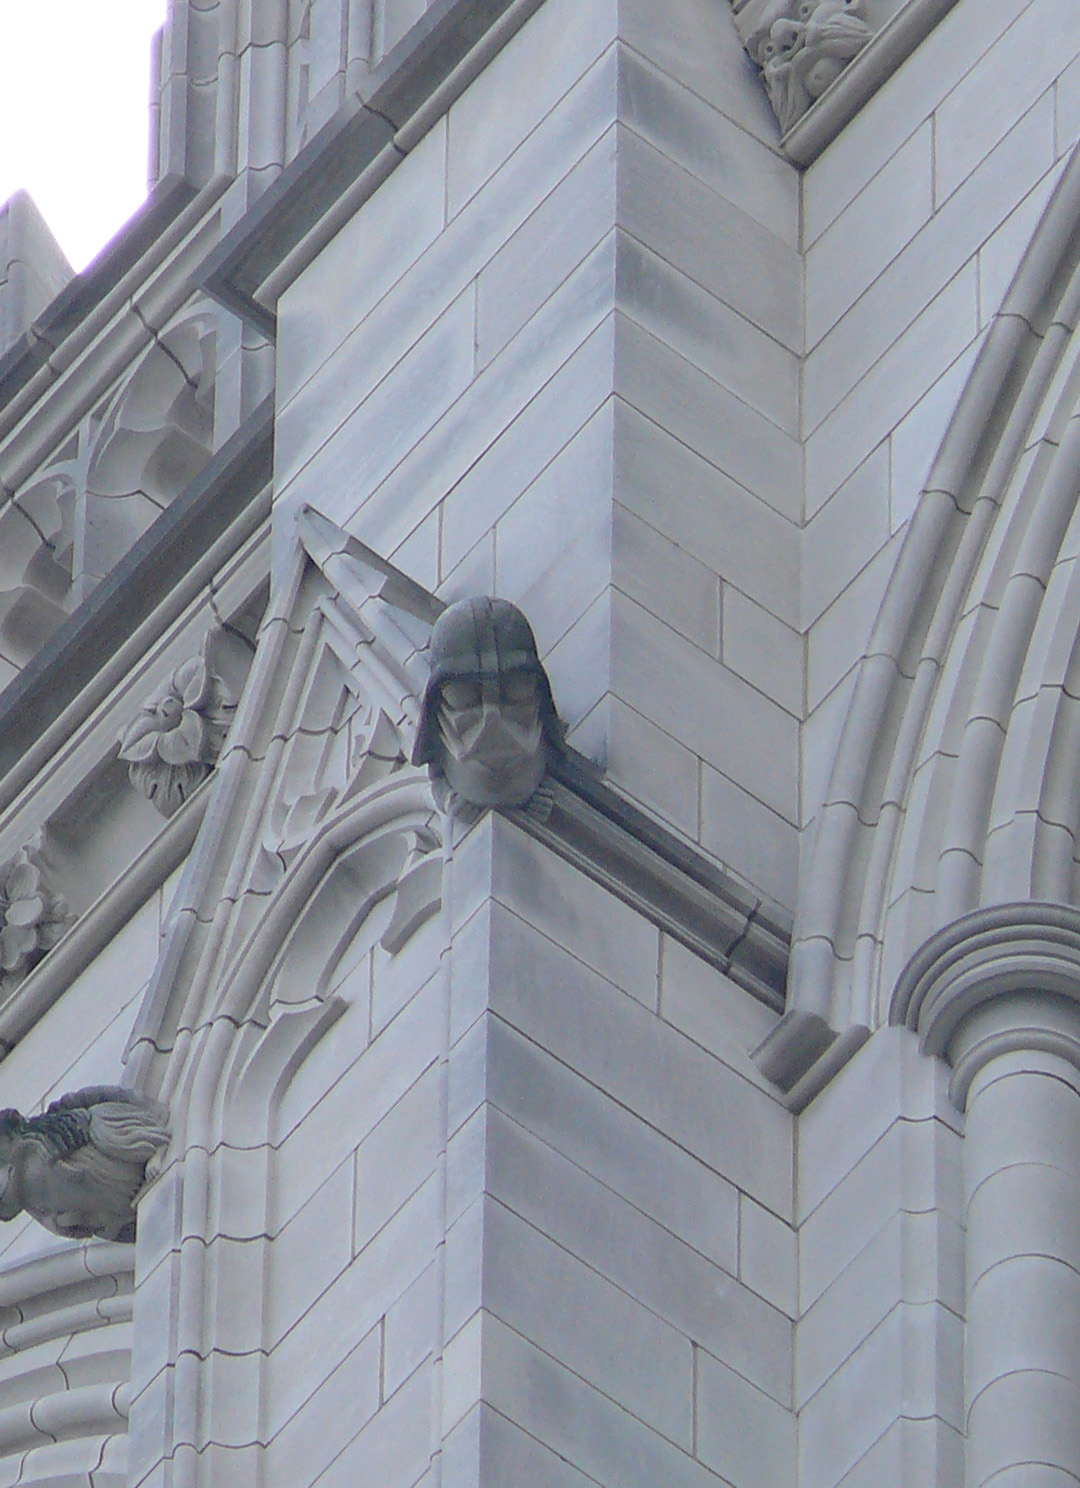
[0, 1086, 170, 1242]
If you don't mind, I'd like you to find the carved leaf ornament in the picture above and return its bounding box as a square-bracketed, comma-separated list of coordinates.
[0, 841, 73, 992]
[119, 639, 240, 817]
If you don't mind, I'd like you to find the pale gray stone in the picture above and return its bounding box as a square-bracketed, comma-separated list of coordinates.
[696, 1346, 796, 1488]
[732, 0, 877, 135]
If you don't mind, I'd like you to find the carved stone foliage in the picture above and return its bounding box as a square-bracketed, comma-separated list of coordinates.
[732, 0, 876, 133]
[119, 627, 250, 817]
[0, 1086, 170, 1243]
[0, 834, 74, 996]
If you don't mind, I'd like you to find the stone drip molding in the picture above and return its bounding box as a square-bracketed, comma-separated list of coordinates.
[757, 136, 1080, 1108]
[731, 0, 961, 165]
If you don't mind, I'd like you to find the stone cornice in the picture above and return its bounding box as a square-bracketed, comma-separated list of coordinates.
[199, 0, 550, 335]
[890, 902, 1080, 1107]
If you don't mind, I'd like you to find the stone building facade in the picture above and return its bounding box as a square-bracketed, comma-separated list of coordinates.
[0, 0, 1077, 1484]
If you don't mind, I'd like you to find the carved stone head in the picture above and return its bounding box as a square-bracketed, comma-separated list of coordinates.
[413, 598, 563, 809]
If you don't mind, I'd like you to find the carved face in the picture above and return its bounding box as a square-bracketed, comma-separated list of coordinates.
[436, 670, 546, 808]
[0, 1140, 22, 1222]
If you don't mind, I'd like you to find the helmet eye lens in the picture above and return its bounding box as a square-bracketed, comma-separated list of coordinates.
[441, 680, 482, 710]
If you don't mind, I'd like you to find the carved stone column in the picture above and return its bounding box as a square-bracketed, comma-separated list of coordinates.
[892, 905, 1080, 1488]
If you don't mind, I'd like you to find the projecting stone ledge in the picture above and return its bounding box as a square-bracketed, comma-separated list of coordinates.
[518, 749, 792, 1012]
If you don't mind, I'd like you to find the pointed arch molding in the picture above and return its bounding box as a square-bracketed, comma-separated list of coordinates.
[758, 139, 1080, 1108]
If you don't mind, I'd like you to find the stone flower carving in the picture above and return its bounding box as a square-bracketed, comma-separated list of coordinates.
[0, 840, 74, 991]
[119, 637, 237, 817]
[732, 0, 876, 133]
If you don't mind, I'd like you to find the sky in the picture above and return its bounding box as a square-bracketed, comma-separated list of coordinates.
[0, 1, 169, 272]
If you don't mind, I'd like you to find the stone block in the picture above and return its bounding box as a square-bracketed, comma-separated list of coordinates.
[448, 1401, 597, 1488]
[485, 1199, 694, 1446]
[802, 445, 890, 628]
[618, 125, 801, 353]
[979, 163, 1063, 326]
[620, 0, 780, 146]
[602, 696, 700, 841]
[481, 1310, 720, 1488]
[487, 1013, 740, 1267]
[354, 1064, 440, 1251]
[614, 399, 800, 629]
[309, 1361, 432, 1488]
[267, 1161, 354, 1348]
[489, 805, 661, 1010]
[273, 978, 441, 1230]
[798, 1303, 962, 1488]
[618, 45, 798, 248]
[721, 586, 802, 717]
[446, 1105, 486, 1230]
[277, 121, 447, 405]
[613, 501, 720, 658]
[805, 266, 980, 519]
[807, 531, 902, 712]
[801, 0, 1022, 243]
[493, 403, 614, 658]
[800, 1119, 962, 1310]
[804, 96, 1052, 457]
[448, 1013, 487, 1140]
[487, 888, 792, 1215]
[486, 1107, 793, 1402]
[739, 1196, 797, 1318]
[696, 1347, 796, 1488]
[616, 313, 801, 524]
[659, 933, 781, 1092]
[889, 343, 980, 530]
[806, 123, 934, 350]
[265, 1176, 440, 1423]
[835, 1416, 964, 1488]
[933, 0, 1077, 205]
[447, 0, 618, 213]
[611, 590, 799, 821]
[275, 284, 476, 518]
[384, 1263, 436, 1401]
[797, 1211, 964, 1407]
[442, 1310, 483, 1436]
[799, 1026, 959, 1219]
[443, 1196, 484, 1342]
[440, 318, 615, 582]
[353, 237, 615, 567]
[477, 127, 617, 367]
[802, 668, 858, 827]
[546, 588, 612, 742]
[616, 232, 799, 435]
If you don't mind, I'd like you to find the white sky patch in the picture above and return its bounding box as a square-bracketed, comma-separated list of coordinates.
[0, 0, 168, 272]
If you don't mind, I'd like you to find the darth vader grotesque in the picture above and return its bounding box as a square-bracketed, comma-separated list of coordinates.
[413, 598, 564, 816]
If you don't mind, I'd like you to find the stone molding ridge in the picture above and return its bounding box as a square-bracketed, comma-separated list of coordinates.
[528, 752, 792, 1010]
[890, 901, 1080, 1107]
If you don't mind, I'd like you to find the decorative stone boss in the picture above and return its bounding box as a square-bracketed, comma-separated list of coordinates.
[412, 597, 565, 819]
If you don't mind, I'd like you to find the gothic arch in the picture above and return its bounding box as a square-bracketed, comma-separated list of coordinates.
[762, 138, 1080, 1097]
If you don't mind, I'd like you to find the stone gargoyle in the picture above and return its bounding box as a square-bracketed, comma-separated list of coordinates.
[0, 1085, 170, 1243]
[412, 596, 566, 820]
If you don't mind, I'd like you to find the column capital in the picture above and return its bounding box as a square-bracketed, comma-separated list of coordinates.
[890, 902, 1080, 1109]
